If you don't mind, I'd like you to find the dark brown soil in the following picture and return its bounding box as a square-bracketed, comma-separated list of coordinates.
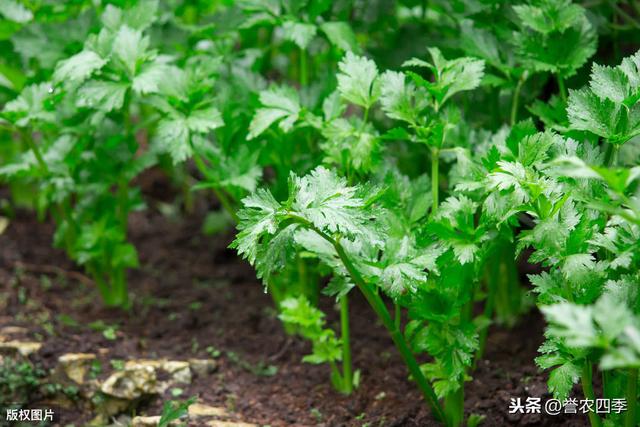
[0, 204, 590, 426]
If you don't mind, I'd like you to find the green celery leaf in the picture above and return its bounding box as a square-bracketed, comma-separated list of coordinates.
[0, 0, 32, 23]
[101, 0, 158, 31]
[512, 0, 596, 78]
[53, 50, 107, 84]
[132, 61, 170, 95]
[541, 302, 597, 348]
[2, 82, 55, 126]
[404, 48, 485, 106]
[379, 70, 429, 124]
[337, 52, 379, 109]
[112, 25, 150, 76]
[536, 354, 581, 400]
[77, 80, 128, 112]
[248, 85, 301, 139]
[320, 21, 359, 52]
[281, 20, 317, 50]
[513, 1, 584, 34]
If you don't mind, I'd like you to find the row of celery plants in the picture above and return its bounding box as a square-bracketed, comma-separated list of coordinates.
[230, 2, 640, 426]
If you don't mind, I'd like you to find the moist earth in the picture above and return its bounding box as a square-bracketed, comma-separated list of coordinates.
[0, 202, 590, 426]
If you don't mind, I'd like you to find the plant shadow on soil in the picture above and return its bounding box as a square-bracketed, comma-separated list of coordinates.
[0, 193, 590, 426]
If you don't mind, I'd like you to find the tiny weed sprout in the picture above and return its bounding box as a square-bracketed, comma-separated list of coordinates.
[1, 0, 640, 426]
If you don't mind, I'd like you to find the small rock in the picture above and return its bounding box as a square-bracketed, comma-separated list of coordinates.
[162, 360, 191, 384]
[125, 359, 162, 369]
[58, 353, 96, 384]
[130, 415, 181, 427]
[123, 359, 192, 384]
[101, 364, 159, 399]
[131, 416, 161, 427]
[189, 358, 218, 377]
[206, 422, 257, 427]
[0, 340, 42, 356]
[188, 403, 228, 417]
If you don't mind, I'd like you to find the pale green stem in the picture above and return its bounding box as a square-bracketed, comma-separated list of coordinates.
[557, 75, 568, 103]
[510, 75, 526, 125]
[444, 386, 464, 427]
[24, 132, 48, 172]
[24, 130, 77, 252]
[582, 361, 603, 427]
[394, 302, 401, 330]
[340, 294, 353, 394]
[432, 148, 439, 212]
[359, 106, 370, 134]
[607, 144, 619, 167]
[474, 287, 494, 367]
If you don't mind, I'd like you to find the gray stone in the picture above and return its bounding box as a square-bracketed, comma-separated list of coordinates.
[162, 360, 191, 384]
[189, 358, 218, 377]
[0, 340, 42, 356]
[58, 353, 96, 384]
[100, 364, 159, 399]
[188, 403, 228, 417]
[131, 416, 161, 427]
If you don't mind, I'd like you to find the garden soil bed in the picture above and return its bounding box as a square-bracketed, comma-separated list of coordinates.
[0, 203, 590, 426]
